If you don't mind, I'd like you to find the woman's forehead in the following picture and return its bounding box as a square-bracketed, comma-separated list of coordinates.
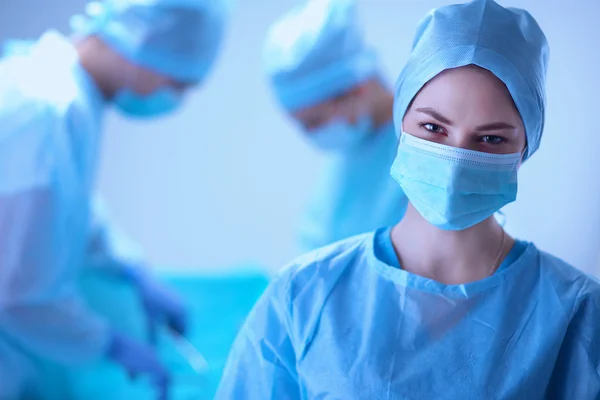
[410, 66, 521, 123]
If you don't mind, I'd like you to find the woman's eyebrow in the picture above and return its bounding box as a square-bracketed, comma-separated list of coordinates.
[475, 122, 517, 131]
[416, 107, 517, 132]
[415, 107, 453, 125]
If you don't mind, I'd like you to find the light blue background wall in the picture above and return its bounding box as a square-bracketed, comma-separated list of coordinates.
[1, 0, 599, 274]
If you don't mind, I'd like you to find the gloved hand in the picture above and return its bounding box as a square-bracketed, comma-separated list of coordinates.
[124, 266, 188, 344]
[107, 331, 170, 400]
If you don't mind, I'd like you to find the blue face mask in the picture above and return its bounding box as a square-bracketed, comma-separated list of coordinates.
[114, 88, 183, 118]
[308, 115, 373, 152]
[390, 132, 521, 230]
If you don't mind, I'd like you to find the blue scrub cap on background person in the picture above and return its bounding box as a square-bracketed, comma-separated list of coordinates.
[263, 0, 378, 111]
[393, 0, 549, 160]
[71, 0, 233, 83]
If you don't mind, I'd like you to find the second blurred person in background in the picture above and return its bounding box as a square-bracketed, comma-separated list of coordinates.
[263, 0, 408, 252]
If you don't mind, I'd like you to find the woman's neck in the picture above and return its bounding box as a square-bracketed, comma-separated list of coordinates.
[391, 203, 514, 284]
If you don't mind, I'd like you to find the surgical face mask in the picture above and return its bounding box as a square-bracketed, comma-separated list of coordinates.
[114, 87, 183, 118]
[308, 115, 373, 152]
[390, 132, 521, 230]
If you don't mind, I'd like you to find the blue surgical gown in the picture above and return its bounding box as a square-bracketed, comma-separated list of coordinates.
[216, 228, 600, 399]
[298, 121, 408, 252]
[0, 31, 142, 398]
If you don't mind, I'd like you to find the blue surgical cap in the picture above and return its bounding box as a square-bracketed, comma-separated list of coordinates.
[394, 0, 549, 160]
[71, 0, 232, 83]
[263, 0, 378, 111]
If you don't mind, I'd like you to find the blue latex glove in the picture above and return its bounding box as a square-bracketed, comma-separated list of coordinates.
[124, 267, 188, 344]
[107, 331, 170, 399]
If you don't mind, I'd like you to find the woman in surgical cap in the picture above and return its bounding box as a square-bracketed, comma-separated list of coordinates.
[216, 0, 600, 398]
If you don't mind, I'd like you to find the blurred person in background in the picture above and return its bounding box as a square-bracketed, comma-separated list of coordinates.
[0, 0, 230, 398]
[262, 0, 408, 253]
[216, 0, 600, 398]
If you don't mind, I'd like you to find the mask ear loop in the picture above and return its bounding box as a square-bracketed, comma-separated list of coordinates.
[495, 210, 507, 227]
[518, 144, 528, 166]
[496, 144, 526, 228]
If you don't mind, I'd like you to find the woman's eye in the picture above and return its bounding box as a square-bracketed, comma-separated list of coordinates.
[480, 135, 505, 145]
[422, 123, 445, 134]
